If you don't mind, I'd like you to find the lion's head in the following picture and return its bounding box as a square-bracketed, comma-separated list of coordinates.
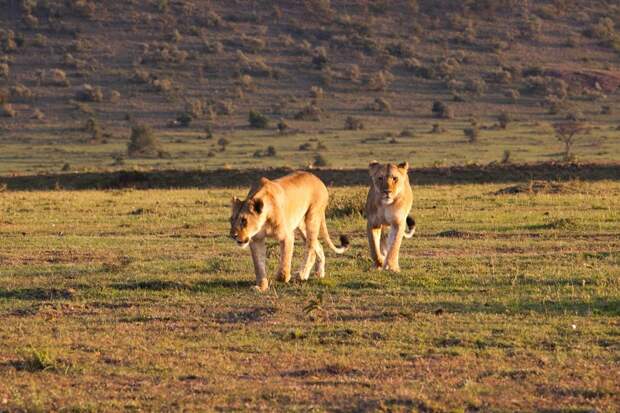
[369, 161, 409, 205]
[229, 196, 265, 248]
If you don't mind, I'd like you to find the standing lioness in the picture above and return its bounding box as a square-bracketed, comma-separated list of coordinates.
[230, 171, 349, 291]
[366, 161, 416, 272]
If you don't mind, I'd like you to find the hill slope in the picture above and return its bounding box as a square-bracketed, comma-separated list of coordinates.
[0, 0, 619, 173]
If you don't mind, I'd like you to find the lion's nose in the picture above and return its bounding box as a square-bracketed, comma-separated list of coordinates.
[231, 230, 238, 238]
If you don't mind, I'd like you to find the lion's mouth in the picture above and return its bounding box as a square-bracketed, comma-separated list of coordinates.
[236, 239, 250, 248]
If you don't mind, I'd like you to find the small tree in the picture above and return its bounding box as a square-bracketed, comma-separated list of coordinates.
[249, 110, 269, 128]
[464, 127, 479, 143]
[128, 124, 161, 157]
[432, 101, 453, 119]
[553, 122, 590, 161]
[498, 111, 512, 129]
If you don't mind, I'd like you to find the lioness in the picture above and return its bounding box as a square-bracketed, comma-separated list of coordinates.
[366, 161, 416, 272]
[230, 171, 349, 291]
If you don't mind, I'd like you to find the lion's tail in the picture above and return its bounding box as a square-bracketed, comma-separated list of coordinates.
[321, 215, 350, 254]
[403, 216, 416, 239]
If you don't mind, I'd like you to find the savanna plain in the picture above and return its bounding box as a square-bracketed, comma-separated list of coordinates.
[0, 180, 618, 412]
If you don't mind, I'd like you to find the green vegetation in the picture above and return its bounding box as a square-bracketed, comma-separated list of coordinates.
[0, 181, 618, 410]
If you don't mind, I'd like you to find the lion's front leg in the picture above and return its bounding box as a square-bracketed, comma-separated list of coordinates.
[276, 235, 294, 283]
[367, 224, 384, 269]
[249, 238, 268, 291]
[384, 223, 405, 272]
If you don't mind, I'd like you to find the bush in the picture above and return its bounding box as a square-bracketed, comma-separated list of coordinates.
[10, 84, 33, 100]
[464, 127, 479, 143]
[312, 153, 328, 167]
[265, 146, 277, 156]
[176, 112, 192, 127]
[498, 111, 512, 129]
[49, 69, 69, 87]
[0, 63, 9, 78]
[1, 103, 16, 117]
[367, 97, 391, 112]
[128, 124, 161, 157]
[278, 119, 290, 134]
[344, 116, 364, 130]
[432, 101, 453, 119]
[312, 47, 328, 69]
[84, 117, 101, 141]
[298, 142, 312, 151]
[249, 110, 269, 128]
[294, 103, 322, 121]
[76, 84, 103, 102]
[501, 149, 511, 164]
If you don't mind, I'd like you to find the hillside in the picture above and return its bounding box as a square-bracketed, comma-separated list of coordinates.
[0, 0, 619, 173]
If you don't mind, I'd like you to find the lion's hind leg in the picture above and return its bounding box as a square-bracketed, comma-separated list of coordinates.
[314, 242, 325, 278]
[298, 215, 320, 281]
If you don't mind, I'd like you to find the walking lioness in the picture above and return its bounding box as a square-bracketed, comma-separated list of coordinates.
[230, 171, 349, 291]
[366, 161, 416, 272]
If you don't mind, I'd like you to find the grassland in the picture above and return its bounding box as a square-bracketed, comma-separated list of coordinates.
[0, 180, 618, 411]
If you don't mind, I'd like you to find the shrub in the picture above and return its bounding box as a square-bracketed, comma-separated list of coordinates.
[49, 69, 69, 87]
[294, 103, 322, 121]
[151, 78, 173, 93]
[466, 78, 487, 96]
[76, 84, 103, 102]
[1, 103, 16, 117]
[312, 47, 328, 69]
[309, 86, 324, 99]
[601, 105, 612, 115]
[498, 111, 512, 129]
[217, 137, 230, 150]
[10, 83, 33, 100]
[344, 116, 364, 130]
[298, 142, 312, 151]
[131, 68, 151, 84]
[367, 71, 390, 91]
[0, 63, 9, 78]
[348, 64, 361, 83]
[277, 120, 289, 134]
[176, 112, 192, 127]
[216, 100, 235, 115]
[109, 90, 121, 103]
[464, 127, 479, 143]
[313, 153, 328, 167]
[127, 124, 161, 157]
[505, 88, 520, 102]
[84, 117, 101, 141]
[249, 110, 269, 128]
[265, 146, 277, 156]
[432, 101, 453, 119]
[501, 149, 511, 164]
[367, 97, 391, 112]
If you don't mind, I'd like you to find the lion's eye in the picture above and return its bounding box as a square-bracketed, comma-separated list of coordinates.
[240, 218, 247, 227]
[393, 177, 398, 182]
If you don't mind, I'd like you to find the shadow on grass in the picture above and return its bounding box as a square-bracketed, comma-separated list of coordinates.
[110, 278, 255, 292]
[430, 297, 619, 317]
[2, 162, 619, 190]
[0, 287, 75, 300]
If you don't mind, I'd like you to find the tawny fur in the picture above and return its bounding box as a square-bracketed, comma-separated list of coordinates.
[365, 161, 415, 272]
[230, 171, 348, 291]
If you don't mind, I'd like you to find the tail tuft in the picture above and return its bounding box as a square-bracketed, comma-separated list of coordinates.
[404, 216, 416, 239]
[406, 216, 416, 231]
[339, 234, 350, 249]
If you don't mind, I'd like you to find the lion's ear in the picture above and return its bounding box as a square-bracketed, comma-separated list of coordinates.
[231, 197, 242, 213]
[369, 161, 381, 176]
[397, 161, 409, 171]
[259, 177, 271, 186]
[252, 198, 264, 214]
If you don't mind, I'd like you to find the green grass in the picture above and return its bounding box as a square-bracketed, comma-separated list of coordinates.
[0, 182, 619, 411]
[1, 120, 619, 175]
